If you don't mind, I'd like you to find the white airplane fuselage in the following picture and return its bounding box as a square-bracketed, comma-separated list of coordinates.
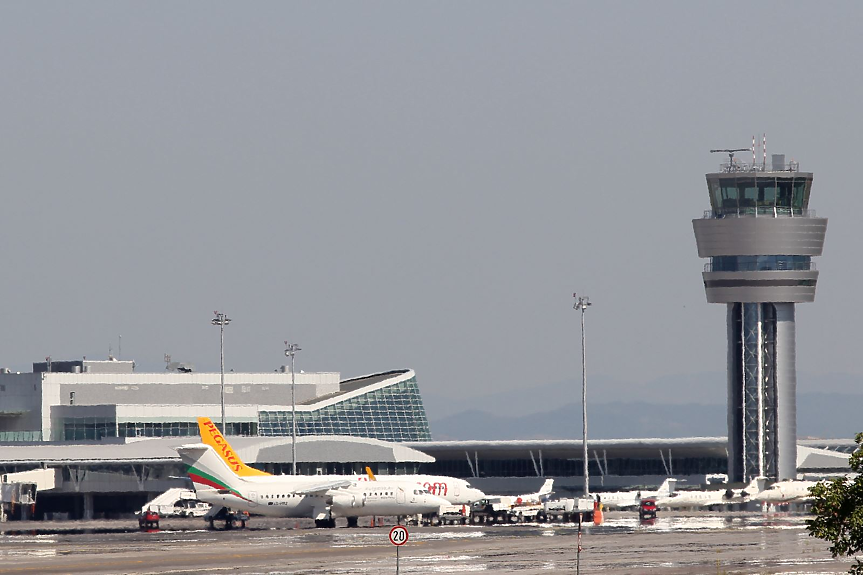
[657, 490, 735, 508]
[195, 481, 446, 518]
[355, 474, 485, 505]
[752, 481, 817, 504]
[203, 473, 483, 506]
[656, 478, 759, 509]
[596, 479, 677, 510]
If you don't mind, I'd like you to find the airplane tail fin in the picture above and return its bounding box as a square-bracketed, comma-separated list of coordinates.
[743, 476, 767, 498]
[657, 478, 678, 496]
[197, 417, 270, 477]
[175, 443, 251, 501]
[538, 478, 554, 496]
[365, 466, 377, 481]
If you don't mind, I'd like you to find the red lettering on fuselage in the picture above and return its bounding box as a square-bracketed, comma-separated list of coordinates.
[423, 482, 448, 496]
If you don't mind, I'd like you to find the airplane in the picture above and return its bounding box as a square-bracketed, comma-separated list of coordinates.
[655, 477, 762, 509]
[519, 478, 555, 504]
[478, 478, 555, 510]
[176, 442, 450, 528]
[195, 417, 486, 506]
[748, 478, 818, 505]
[593, 478, 678, 510]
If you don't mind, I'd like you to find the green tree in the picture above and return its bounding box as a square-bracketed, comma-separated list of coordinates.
[807, 432, 863, 575]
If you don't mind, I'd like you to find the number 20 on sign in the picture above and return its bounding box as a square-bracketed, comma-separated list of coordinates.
[389, 525, 409, 546]
[389, 525, 409, 574]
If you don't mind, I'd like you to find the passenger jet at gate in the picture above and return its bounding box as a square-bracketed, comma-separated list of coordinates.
[195, 417, 485, 506]
[176, 443, 449, 528]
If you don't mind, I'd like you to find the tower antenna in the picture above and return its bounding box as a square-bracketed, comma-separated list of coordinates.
[752, 135, 756, 166]
[709, 148, 750, 172]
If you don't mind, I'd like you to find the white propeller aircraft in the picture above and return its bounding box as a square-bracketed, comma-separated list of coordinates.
[176, 443, 449, 528]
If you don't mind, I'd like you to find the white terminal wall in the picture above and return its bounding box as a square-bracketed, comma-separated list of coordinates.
[0, 371, 340, 440]
[0, 373, 42, 432]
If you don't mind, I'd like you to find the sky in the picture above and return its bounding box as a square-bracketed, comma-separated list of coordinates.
[1, 2, 861, 407]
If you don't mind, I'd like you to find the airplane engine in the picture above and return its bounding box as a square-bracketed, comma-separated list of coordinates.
[331, 492, 360, 509]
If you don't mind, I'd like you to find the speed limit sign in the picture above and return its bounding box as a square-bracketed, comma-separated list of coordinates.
[389, 525, 409, 546]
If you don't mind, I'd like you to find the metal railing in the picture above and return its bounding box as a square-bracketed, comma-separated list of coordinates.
[718, 161, 800, 173]
[702, 208, 816, 219]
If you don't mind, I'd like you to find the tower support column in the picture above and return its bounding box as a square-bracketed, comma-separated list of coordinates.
[774, 303, 797, 480]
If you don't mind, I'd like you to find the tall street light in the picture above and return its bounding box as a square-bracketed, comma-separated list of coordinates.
[574, 294, 592, 497]
[285, 342, 301, 475]
[211, 312, 231, 433]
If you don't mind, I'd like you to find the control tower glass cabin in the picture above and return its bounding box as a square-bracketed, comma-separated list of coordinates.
[692, 153, 827, 482]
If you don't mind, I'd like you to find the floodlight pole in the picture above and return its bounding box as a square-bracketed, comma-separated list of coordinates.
[285, 342, 301, 475]
[574, 294, 592, 498]
[211, 312, 231, 434]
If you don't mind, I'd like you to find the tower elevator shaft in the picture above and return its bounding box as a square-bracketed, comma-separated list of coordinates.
[726, 302, 797, 482]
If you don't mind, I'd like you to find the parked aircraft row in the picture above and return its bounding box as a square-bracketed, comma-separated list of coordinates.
[653, 477, 817, 509]
[180, 418, 819, 527]
[591, 475, 817, 511]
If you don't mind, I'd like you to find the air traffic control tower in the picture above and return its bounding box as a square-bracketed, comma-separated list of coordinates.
[693, 149, 827, 482]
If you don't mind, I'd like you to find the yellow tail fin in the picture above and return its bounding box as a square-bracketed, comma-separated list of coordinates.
[197, 417, 271, 477]
[365, 466, 377, 481]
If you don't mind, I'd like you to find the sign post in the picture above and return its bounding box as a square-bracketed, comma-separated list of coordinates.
[389, 525, 409, 574]
[576, 512, 583, 575]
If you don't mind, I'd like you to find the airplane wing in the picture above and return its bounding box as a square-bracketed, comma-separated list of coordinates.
[293, 479, 355, 495]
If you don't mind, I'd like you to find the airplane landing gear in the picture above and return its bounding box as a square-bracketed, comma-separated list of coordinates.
[205, 507, 249, 530]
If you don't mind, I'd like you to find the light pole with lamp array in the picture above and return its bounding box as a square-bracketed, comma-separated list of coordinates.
[211, 312, 231, 434]
[285, 342, 301, 475]
[573, 294, 591, 498]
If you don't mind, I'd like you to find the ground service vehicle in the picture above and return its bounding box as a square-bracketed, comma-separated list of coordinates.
[138, 509, 160, 530]
[469, 499, 513, 524]
[638, 498, 657, 520]
[173, 499, 211, 517]
[204, 506, 250, 530]
[542, 497, 594, 523]
[438, 505, 470, 525]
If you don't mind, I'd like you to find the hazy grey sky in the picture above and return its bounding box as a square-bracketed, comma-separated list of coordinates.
[1, 2, 861, 403]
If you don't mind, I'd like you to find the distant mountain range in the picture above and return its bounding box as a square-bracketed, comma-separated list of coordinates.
[424, 372, 863, 441]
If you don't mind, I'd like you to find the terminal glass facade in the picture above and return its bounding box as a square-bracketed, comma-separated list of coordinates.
[59, 417, 117, 441]
[423, 456, 728, 479]
[259, 375, 432, 442]
[0, 431, 42, 441]
[117, 421, 256, 438]
[57, 418, 256, 440]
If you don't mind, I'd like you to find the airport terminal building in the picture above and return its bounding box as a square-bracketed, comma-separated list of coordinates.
[0, 359, 430, 443]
